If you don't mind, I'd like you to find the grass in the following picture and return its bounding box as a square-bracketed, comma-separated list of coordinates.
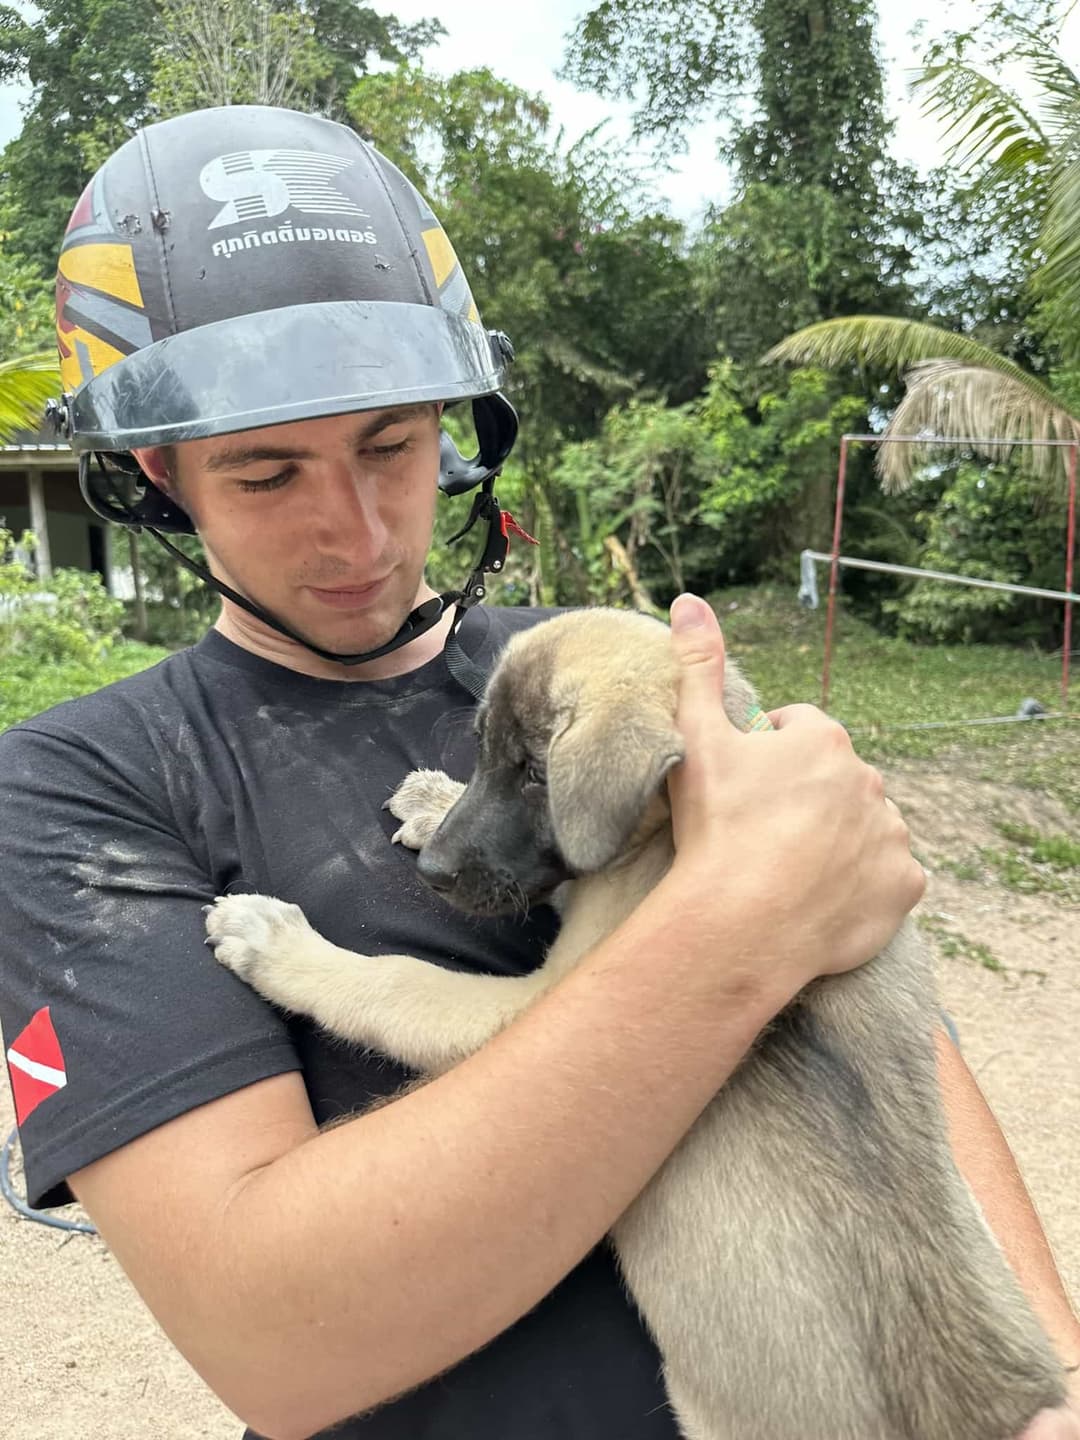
[917, 912, 1004, 972]
[0, 643, 170, 730]
[2, 584, 1078, 824]
[708, 584, 1080, 813]
[939, 823, 1080, 903]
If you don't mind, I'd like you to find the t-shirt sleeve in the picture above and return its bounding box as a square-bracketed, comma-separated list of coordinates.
[0, 718, 301, 1208]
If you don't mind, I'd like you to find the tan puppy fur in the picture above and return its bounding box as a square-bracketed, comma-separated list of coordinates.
[207, 608, 1065, 1440]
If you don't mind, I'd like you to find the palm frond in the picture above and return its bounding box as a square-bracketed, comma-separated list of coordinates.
[763, 316, 1024, 375]
[1025, 46, 1080, 133]
[912, 61, 1049, 178]
[0, 351, 61, 446]
[875, 360, 1080, 492]
[1034, 149, 1080, 357]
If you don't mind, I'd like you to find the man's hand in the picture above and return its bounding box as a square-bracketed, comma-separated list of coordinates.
[665, 593, 924, 996]
[1020, 1402, 1080, 1440]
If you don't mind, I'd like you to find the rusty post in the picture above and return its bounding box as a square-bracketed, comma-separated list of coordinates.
[821, 436, 849, 712]
[1064, 444, 1077, 711]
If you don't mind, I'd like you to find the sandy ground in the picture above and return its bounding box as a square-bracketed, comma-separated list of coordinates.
[1, 749, 1077, 1440]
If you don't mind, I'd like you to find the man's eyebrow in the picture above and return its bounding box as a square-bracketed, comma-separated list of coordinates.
[201, 406, 431, 472]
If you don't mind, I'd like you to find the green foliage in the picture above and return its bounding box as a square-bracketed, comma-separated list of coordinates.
[349, 64, 699, 455]
[567, 0, 920, 441]
[883, 463, 1070, 645]
[732, 0, 888, 199]
[0, 233, 55, 358]
[550, 365, 866, 605]
[0, 0, 441, 275]
[0, 351, 61, 438]
[917, 913, 1004, 971]
[911, 1, 1080, 367]
[552, 398, 707, 606]
[706, 584, 1076, 806]
[696, 364, 865, 568]
[562, 0, 753, 141]
[0, 527, 124, 665]
[151, 0, 441, 120]
[0, 642, 168, 729]
[350, 64, 704, 606]
[994, 818, 1080, 868]
[121, 529, 219, 647]
[0, 0, 160, 274]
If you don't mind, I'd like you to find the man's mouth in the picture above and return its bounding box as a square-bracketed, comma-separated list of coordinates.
[306, 575, 391, 609]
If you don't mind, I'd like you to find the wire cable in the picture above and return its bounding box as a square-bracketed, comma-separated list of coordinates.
[844, 712, 1078, 735]
[1, 1126, 97, 1235]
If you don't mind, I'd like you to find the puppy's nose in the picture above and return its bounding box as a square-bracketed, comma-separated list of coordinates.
[417, 848, 460, 894]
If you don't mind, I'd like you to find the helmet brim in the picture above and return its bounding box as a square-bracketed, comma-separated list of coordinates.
[67, 300, 509, 450]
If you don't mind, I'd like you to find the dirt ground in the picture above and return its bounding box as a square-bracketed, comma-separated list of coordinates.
[1, 750, 1077, 1440]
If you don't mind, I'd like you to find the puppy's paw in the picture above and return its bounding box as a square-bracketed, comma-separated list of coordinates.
[387, 769, 465, 850]
[205, 893, 315, 988]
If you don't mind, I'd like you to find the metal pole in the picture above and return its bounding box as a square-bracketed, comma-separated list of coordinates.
[822, 437, 848, 711]
[1065, 445, 1077, 711]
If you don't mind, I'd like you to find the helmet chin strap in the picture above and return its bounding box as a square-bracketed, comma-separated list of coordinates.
[140, 478, 533, 682]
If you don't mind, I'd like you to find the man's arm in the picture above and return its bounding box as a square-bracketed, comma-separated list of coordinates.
[69, 598, 925, 1440]
[936, 1029, 1080, 1378]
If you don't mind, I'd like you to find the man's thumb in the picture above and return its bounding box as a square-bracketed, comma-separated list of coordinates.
[670, 593, 732, 716]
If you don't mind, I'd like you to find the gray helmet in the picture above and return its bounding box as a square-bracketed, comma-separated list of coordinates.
[52, 104, 518, 533]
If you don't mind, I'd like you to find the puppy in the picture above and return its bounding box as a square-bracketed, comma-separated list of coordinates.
[207, 608, 1066, 1440]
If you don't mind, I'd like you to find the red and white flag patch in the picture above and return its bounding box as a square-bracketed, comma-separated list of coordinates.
[6, 1007, 67, 1126]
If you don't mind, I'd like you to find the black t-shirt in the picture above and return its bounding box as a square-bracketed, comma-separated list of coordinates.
[0, 605, 680, 1440]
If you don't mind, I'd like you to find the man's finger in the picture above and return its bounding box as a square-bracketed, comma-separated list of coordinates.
[767, 703, 835, 731]
[669, 594, 739, 740]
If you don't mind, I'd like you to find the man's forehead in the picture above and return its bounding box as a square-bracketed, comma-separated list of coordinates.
[187, 404, 438, 472]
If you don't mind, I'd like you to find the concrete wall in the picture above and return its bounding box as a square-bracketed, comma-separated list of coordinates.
[0, 470, 116, 592]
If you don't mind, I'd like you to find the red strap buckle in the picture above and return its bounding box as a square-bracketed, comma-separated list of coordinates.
[499, 510, 539, 547]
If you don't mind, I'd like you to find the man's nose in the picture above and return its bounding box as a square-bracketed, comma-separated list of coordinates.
[310, 468, 388, 554]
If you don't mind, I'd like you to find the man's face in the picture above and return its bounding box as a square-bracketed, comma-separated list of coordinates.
[135, 404, 443, 659]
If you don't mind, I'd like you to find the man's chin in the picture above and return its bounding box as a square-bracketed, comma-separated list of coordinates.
[298, 589, 428, 658]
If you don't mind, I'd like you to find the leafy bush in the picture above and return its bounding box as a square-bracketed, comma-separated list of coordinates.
[0, 527, 124, 663]
[885, 464, 1069, 645]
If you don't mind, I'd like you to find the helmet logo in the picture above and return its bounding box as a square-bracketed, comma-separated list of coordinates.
[200, 150, 368, 229]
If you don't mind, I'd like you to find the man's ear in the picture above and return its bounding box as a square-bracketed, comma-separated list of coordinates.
[546, 702, 684, 873]
[130, 446, 171, 488]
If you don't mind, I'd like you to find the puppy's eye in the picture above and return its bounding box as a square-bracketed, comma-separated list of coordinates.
[524, 761, 546, 787]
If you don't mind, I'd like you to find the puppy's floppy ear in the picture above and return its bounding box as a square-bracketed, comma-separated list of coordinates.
[547, 702, 684, 873]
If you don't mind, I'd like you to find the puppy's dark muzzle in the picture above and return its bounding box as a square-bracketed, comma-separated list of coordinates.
[417, 846, 526, 916]
[416, 848, 459, 895]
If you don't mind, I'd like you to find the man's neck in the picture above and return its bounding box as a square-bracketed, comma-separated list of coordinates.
[212, 586, 458, 682]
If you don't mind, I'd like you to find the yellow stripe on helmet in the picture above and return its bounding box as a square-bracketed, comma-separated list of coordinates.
[58, 327, 129, 391]
[421, 225, 460, 291]
[58, 243, 144, 310]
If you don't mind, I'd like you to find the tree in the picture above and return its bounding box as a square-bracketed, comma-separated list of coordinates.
[0, 0, 160, 274]
[0, 230, 54, 359]
[349, 65, 703, 602]
[551, 363, 866, 605]
[151, 0, 442, 119]
[151, 0, 325, 112]
[766, 2, 1080, 492]
[0, 0, 441, 276]
[566, 0, 918, 481]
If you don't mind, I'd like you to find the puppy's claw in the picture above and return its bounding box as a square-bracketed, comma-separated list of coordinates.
[205, 893, 314, 988]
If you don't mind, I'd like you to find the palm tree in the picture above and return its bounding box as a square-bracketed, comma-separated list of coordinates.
[0, 351, 61, 444]
[764, 12, 1080, 492]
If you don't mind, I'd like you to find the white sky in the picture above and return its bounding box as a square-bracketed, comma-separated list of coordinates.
[0, 1, 1075, 226]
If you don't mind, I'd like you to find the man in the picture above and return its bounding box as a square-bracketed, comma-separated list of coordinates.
[1, 105, 1077, 1440]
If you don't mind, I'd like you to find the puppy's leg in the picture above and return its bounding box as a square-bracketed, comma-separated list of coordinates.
[207, 894, 550, 1075]
[386, 768, 465, 849]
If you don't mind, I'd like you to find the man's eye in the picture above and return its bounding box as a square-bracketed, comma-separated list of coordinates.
[237, 471, 290, 493]
[524, 761, 546, 787]
[367, 439, 412, 463]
